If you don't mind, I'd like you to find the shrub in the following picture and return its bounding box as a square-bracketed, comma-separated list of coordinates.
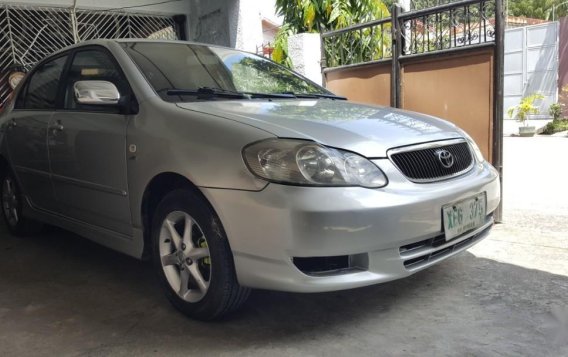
[541, 119, 568, 135]
[549, 103, 564, 121]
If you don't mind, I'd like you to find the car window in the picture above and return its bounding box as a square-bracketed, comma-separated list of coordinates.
[64, 49, 128, 112]
[18, 55, 67, 110]
[121, 42, 329, 102]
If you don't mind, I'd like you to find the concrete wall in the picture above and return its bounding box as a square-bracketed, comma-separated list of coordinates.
[232, 0, 263, 52]
[559, 17, 568, 117]
[186, 0, 236, 47]
[288, 33, 322, 85]
[186, 0, 267, 51]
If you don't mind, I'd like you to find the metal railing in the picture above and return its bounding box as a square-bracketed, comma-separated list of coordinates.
[321, 18, 393, 68]
[400, 0, 496, 56]
[321, 0, 496, 68]
[409, 0, 465, 11]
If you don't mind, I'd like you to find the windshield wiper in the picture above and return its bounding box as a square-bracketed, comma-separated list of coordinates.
[279, 92, 347, 100]
[244, 92, 297, 99]
[165, 87, 297, 100]
[166, 87, 249, 99]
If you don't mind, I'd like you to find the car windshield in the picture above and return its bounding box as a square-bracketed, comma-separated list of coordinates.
[120, 42, 331, 102]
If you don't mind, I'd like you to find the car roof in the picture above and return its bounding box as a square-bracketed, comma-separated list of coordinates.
[32, 38, 253, 74]
[51, 38, 242, 56]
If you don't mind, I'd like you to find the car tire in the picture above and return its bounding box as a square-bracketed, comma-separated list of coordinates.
[0, 169, 43, 236]
[151, 189, 250, 320]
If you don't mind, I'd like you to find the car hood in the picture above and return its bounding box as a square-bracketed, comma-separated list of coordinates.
[176, 99, 462, 157]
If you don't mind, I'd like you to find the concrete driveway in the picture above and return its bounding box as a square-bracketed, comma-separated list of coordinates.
[0, 136, 567, 356]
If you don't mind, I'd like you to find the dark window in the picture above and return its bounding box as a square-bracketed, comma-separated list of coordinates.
[63, 49, 128, 111]
[21, 55, 67, 110]
[121, 42, 329, 102]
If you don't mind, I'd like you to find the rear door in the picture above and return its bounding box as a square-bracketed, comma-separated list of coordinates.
[47, 48, 132, 235]
[6, 54, 68, 212]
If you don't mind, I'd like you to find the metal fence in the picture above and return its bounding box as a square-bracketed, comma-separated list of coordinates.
[0, 3, 183, 107]
[321, 0, 500, 111]
[321, 0, 496, 68]
[400, 0, 496, 56]
[409, 0, 465, 11]
[321, 18, 392, 68]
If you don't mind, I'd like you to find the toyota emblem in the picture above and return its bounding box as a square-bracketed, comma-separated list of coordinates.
[436, 149, 454, 169]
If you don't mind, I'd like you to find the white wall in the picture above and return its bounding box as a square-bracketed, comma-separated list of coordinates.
[288, 33, 322, 85]
[232, 0, 263, 52]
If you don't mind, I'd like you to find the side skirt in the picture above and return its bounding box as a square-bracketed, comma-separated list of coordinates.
[22, 197, 145, 260]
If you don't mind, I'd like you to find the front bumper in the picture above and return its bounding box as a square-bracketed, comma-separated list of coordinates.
[201, 160, 500, 292]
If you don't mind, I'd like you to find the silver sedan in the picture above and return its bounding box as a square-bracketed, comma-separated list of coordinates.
[0, 40, 500, 320]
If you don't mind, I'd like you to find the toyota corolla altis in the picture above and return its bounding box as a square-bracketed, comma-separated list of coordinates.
[0, 40, 500, 320]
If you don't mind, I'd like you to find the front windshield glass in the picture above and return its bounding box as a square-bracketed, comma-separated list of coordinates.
[120, 42, 330, 101]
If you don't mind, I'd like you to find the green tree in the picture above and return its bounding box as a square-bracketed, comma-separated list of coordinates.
[508, 0, 568, 20]
[273, 0, 391, 67]
[275, 0, 390, 33]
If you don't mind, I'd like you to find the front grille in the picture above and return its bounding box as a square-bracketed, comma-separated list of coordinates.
[389, 140, 474, 182]
[399, 220, 492, 271]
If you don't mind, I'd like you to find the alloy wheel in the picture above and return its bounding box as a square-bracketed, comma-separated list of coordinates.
[159, 211, 211, 303]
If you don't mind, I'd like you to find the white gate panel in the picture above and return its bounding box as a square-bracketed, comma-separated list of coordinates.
[504, 22, 558, 133]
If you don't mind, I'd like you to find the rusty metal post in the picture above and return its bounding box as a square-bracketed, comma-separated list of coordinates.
[391, 5, 402, 108]
[492, 0, 505, 223]
[320, 32, 327, 86]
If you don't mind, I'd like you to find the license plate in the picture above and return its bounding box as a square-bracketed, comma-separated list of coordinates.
[442, 193, 486, 241]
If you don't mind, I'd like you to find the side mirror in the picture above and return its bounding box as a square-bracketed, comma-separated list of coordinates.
[74, 80, 120, 105]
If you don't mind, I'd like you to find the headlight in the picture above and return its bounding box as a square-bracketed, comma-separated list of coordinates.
[243, 139, 388, 188]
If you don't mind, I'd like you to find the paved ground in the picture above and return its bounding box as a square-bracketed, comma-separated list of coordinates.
[0, 136, 567, 356]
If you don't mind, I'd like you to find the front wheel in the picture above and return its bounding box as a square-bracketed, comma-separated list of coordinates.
[1, 170, 43, 236]
[151, 189, 250, 320]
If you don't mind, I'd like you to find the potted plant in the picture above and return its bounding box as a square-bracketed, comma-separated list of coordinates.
[507, 93, 544, 137]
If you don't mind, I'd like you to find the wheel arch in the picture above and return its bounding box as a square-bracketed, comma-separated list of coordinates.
[140, 172, 222, 261]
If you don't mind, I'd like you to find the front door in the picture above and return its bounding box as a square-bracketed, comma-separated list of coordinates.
[48, 48, 132, 235]
[6, 54, 69, 212]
